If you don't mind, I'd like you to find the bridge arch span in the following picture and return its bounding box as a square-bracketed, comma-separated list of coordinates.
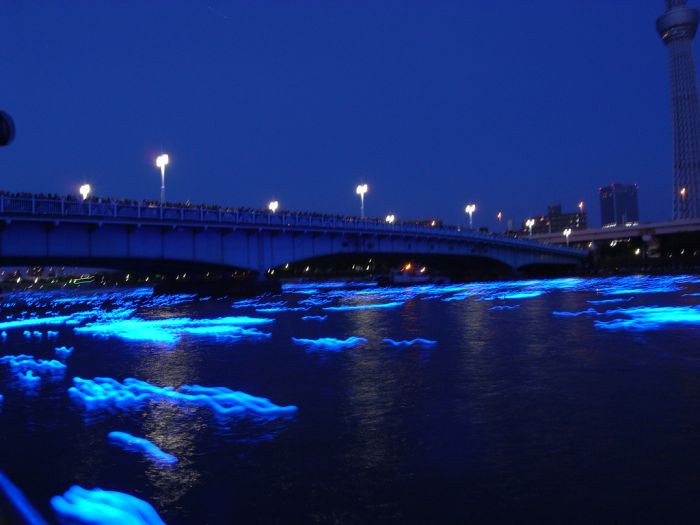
[0, 195, 586, 276]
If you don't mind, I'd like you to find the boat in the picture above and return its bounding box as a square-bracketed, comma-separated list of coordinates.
[379, 263, 449, 286]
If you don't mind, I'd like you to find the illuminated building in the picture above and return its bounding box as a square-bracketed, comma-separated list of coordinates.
[522, 204, 587, 235]
[599, 183, 640, 228]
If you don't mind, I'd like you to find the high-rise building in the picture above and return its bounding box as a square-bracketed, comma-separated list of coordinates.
[658, 0, 700, 219]
[522, 204, 587, 235]
[599, 183, 640, 228]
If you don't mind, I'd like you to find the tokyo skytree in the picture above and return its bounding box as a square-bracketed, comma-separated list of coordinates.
[658, 0, 700, 219]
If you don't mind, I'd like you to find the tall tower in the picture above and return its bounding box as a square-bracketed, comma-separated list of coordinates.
[658, 0, 700, 219]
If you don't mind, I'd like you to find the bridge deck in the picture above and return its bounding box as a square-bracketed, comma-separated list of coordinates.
[0, 194, 583, 259]
[531, 218, 700, 245]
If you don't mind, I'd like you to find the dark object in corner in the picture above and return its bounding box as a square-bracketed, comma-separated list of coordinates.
[0, 111, 15, 147]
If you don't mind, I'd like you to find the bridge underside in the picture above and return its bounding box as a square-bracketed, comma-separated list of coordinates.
[0, 220, 584, 277]
[273, 252, 578, 279]
[0, 255, 252, 276]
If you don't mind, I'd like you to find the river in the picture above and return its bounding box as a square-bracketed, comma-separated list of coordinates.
[1, 275, 700, 523]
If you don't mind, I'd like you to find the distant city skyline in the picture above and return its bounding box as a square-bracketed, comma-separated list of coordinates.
[0, 1, 690, 229]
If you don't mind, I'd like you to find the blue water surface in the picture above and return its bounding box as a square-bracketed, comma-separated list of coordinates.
[2, 275, 700, 523]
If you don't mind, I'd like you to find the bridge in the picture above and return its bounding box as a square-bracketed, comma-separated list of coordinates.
[531, 218, 700, 246]
[0, 193, 586, 277]
[527, 219, 700, 267]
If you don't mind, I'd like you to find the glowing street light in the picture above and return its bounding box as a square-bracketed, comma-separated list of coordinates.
[681, 187, 687, 205]
[525, 218, 535, 237]
[268, 200, 279, 213]
[79, 184, 91, 201]
[465, 204, 476, 229]
[563, 228, 572, 247]
[578, 201, 584, 213]
[385, 214, 395, 224]
[155, 153, 169, 204]
[497, 211, 503, 223]
[356, 184, 368, 218]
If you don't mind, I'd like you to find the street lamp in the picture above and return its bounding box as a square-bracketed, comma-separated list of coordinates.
[465, 204, 476, 229]
[268, 200, 279, 213]
[681, 187, 687, 206]
[578, 201, 584, 213]
[525, 218, 535, 237]
[497, 211, 502, 223]
[356, 184, 368, 218]
[385, 214, 395, 224]
[79, 184, 91, 201]
[563, 228, 572, 247]
[155, 153, 169, 204]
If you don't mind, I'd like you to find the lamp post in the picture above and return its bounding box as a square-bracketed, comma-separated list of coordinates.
[356, 184, 368, 218]
[268, 200, 279, 213]
[465, 204, 476, 229]
[525, 218, 535, 238]
[155, 153, 169, 204]
[681, 187, 687, 209]
[578, 201, 584, 213]
[79, 184, 91, 201]
[563, 228, 572, 247]
[385, 214, 395, 224]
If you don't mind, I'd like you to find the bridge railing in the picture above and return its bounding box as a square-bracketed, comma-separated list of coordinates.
[0, 194, 583, 255]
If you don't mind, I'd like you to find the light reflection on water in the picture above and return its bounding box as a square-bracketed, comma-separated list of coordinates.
[1, 275, 700, 522]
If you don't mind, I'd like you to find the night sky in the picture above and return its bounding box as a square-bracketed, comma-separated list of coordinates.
[0, 1, 684, 229]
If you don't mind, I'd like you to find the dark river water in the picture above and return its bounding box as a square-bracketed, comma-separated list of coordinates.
[2, 275, 700, 524]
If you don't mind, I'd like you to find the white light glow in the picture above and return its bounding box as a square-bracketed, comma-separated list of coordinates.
[79, 184, 91, 201]
[156, 154, 169, 169]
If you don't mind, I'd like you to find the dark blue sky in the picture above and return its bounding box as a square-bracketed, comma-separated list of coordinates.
[0, 1, 683, 228]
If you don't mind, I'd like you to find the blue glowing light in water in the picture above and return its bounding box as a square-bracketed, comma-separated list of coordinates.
[69, 377, 298, 416]
[488, 305, 521, 311]
[51, 486, 166, 525]
[231, 298, 265, 308]
[481, 291, 544, 301]
[108, 431, 178, 466]
[18, 370, 40, 384]
[323, 302, 403, 311]
[256, 306, 309, 313]
[427, 276, 699, 304]
[593, 276, 691, 296]
[55, 346, 74, 358]
[283, 281, 376, 292]
[441, 293, 479, 302]
[383, 338, 437, 347]
[593, 306, 700, 331]
[0, 471, 48, 525]
[552, 308, 601, 317]
[587, 298, 634, 305]
[299, 298, 333, 306]
[291, 336, 367, 351]
[301, 315, 328, 321]
[0, 315, 73, 331]
[0, 354, 67, 373]
[74, 316, 274, 344]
